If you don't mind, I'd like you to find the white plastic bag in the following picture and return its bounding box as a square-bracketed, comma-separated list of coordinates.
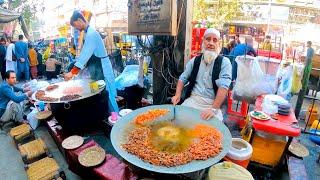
[27, 108, 39, 130]
[253, 74, 278, 95]
[277, 65, 293, 100]
[233, 56, 278, 102]
[233, 56, 264, 102]
[291, 63, 304, 94]
[262, 97, 278, 115]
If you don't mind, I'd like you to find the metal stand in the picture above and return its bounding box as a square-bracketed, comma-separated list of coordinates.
[301, 68, 320, 136]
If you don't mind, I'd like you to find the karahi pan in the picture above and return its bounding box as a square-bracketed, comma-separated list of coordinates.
[111, 105, 232, 174]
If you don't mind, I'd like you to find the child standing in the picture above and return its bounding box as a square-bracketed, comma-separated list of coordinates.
[45, 55, 61, 80]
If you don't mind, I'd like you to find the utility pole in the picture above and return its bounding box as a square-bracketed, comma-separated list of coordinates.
[152, 0, 193, 104]
[295, 52, 313, 118]
[184, 0, 193, 67]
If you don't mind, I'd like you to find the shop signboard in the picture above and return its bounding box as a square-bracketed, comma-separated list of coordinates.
[128, 0, 177, 35]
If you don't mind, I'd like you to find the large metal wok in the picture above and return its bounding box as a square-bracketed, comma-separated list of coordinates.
[110, 105, 232, 174]
[31, 79, 106, 103]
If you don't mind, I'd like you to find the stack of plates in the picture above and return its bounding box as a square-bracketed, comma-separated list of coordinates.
[278, 103, 291, 116]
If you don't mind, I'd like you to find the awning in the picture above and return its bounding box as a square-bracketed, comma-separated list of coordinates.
[0, 8, 21, 23]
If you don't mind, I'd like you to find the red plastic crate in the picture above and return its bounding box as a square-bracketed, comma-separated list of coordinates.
[227, 91, 249, 128]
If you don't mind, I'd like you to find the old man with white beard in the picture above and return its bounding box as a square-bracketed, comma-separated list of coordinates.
[171, 28, 232, 121]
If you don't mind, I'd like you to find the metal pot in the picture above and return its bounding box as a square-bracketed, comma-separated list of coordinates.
[50, 88, 108, 134]
[33, 79, 109, 133]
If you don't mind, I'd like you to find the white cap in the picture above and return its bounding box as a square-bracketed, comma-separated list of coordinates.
[203, 28, 220, 39]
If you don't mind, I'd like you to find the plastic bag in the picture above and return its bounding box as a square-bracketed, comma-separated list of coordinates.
[27, 108, 39, 130]
[277, 64, 293, 100]
[115, 65, 141, 90]
[262, 95, 288, 115]
[291, 63, 304, 94]
[233, 56, 266, 102]
[262, 98, 278, 115]
[253, 74, 278, 95]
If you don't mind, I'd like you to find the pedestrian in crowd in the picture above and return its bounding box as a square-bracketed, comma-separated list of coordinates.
[235, 34, 241, 45]
[5, 37, 16, 72]
[300, 41, 315, 97]
[0, 70, 32, 124]
[221, 39, 236, 56]
[171, 28, 232, 121]
[229, 35, 257, 80]
[230, 35, 257, 57]
[0, 38, 6, 80]
[15, 35, 30, 81]
[285, 43, 294, 59]
[35, 48, 44, 78]
[261, 35, 272, 51]
[45, 55, 61, 80]
[65, 10, 119, 113]
[306, 41, 314, 62]
[28, 44, 38, 79]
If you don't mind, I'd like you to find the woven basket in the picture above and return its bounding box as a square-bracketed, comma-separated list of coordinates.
[26, 157, 59, 180]
[289, 142, 309, 157]
[35, 111, 52, 120]
[78, 146, 105, 167]
[9, 124, 31, 136]
[19, 138, 47, 160]
[61, 135, 84, 150]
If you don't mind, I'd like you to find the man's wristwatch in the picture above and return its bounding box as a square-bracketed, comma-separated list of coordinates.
[211, 108, 218, 114]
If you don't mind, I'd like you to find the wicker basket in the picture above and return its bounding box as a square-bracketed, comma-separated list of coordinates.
[26, 157, 60, 180]
[78, 146, 105, 167]
[289, 142, 309, 158]
[19, 138, 47, 161]
[35, 111, 52, 120]
[9, 124, 31, 140]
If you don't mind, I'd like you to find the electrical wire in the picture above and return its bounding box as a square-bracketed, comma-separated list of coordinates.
[132, 0, 187, 103]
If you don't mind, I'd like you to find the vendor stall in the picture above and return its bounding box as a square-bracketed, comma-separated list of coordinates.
[246, 95, 301, 170]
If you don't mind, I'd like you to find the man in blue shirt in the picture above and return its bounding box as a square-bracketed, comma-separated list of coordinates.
[171, 28, 232, 121]
[229, 35, 257, 57]
[15, 35, 30, 81]
[301, 41, 314, 93]
[64, 11, 119, 113]
[0, 70, 32, 123]
[229, 35, 257, 80]
[306, 41, 314, 67]
[0, 37, 6, 80]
